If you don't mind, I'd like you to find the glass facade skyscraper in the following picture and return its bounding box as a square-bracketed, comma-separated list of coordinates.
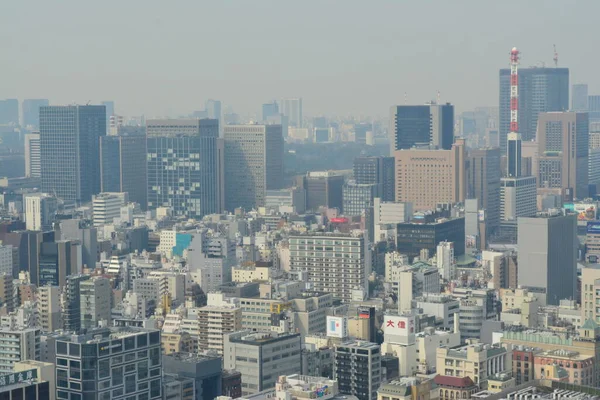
[40, 105, 106, 203]
[146, 118, 223, 219]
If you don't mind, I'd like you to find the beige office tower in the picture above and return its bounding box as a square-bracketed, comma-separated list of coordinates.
[394, 139, 466, 210]
[581, 266, 600, 324]
[537, 112, 589, 200]
[224, 124, 284, 211]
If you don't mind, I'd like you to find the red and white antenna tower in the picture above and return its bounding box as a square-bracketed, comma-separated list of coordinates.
[510, 47, 520, 133]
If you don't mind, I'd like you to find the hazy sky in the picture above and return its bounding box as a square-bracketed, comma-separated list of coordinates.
[2, 1, 598, 118]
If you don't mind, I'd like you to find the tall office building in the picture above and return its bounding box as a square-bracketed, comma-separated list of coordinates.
[101, 100, 114, 127]
[581, 266, 600, 323]
[0, 99, 19, 125]
[353, 156, 395, 202]
[467, 147, 501, 234]
[298, 171, 344, 211]
[79, 276, 111, 330]
[500, 176, 537, 221]
[537, 112, 589, 199]
[38, 240, 78, 287]
[394, 139, 466, 211]
[334, 341, 381, 400]
[205, 99, 221, 121]
[63, 274, 90, 332]
[281, 98, 303, 128]
[224, 124, 283, 211]
[507, 133, 522, 178]
[499, 67, 569, 153]
[40, 105, 106, 203]
[223, 331, 302, 397]
[589, 95, 600, 121]
[147, 119, 223, 218]
[262, 101, 279, 121]
[388, 102, 454, 155]
[24, 193, 57, 231]
[289, 233, 369, 303]
[517, 212, 577, 305]
[100, 133, 147, 209]
[22, 99, 49, 129]
[342, 181, 380, 216]
[55, 327, 162, 400]
[572, 84, 588, 111]
[92, 192, 127, 227]
[24, 132, 41, 178]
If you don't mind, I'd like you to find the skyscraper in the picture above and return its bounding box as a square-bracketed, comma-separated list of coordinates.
[572, 84, 588, 111]
[297, 171, 344, 211]
[388, 102, 454, 155]
[206, 99, 221, 121]
[537, 111, 589, 199]
[24, 132, 41, 178]
[499, 67, 569, 153]
[467, 147, 501, 234]
[281, 98, 303, 128]
[24, 193, 57, 231]
[507, 133, 522, 178]
[353, 156, 395, 202]
[101, 100, 114, 128]
[394, 139, 466, 211]
[21, 99, 49, 129]
[147, 119, 223, 218]
[0, 99, 19, 125]
[501, 132, 537, 221]
[517, 212, 577, 305]
[262, 101, 279, 121]
[40, 105, 106, 203]
[224, 124, 283, 211]
[100, 133, 148, 209]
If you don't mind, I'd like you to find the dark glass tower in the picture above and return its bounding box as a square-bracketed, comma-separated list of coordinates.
[507, 133, 522, 178]
[353, 156, 395, 201]
[389, 103, 454, 154]
[147, 118, 223, 218]
[499, 67, 569, 154]
[40, 105, 106, 203]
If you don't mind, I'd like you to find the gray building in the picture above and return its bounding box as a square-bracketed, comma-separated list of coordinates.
[499, 67, 569, 153]
[223, 330, 301, 396]
[388, 103, 454, 155]
[24, 132, 41, 178]
[22, 99, 49, 129]
[0, 99, 18, 125]
[55, 327, 162, 400]
[163, 353, 222, 400]
[572, 84, 588, 111]
[63, 274, 90, 333]
[334, 341, 381, 400]
[467, 147, 501, 235]
[147, 118, 223, 218]
[262, 101, 279, 122]
[40, 105, 106, 203]
[100, 133, 148, 209]
[517, 212, 577, 305]
[500, 176, 537, 221]
[280, 98, 302, 128]
[342, 181, 380, 217]
[224, 124, 284, 211]
[80, 277, 111, 330]
[353, 156, 395, 202]
[299, 171, 344, 212]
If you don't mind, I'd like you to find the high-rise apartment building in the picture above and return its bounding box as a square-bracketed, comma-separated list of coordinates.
[223, 331, 302, 396]
[518, 212, 577, 305]
[55, 327, 162, 400]
[197, 302, 242, 355]
[79, 276, 111, 330]
[467, 147, 501, 234]
[388, 103, 454, 154]
[224, 124, 283, 211]
[572, 84, 588, 111]
[394, 139, 466, 211]
[0, 327, 40, 375]
[147, 119, 223, 218]
[37, 285, 61, 332]
[334, 341, 381, 400]
[281, 98, 303, 128]
[0, 99, 18, 125]
[298, 171, 344, 211]
[100, 133, 148, 209]
[499, 67, 569, 153]
[537, 112, 589, 199]
[40, 105, 106, 203]
[63, 274, 90, 333]
[24, 193, 57, 231]
[353, 156, 395, 202]
[24, 132, 41, 178]
[21, 99, 49, 129]
[289, 233, 369, 303]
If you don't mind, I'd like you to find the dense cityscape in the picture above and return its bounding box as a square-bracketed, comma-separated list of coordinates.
[2, 4, 600, 400]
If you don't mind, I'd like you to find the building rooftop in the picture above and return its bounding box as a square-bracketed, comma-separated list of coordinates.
[58, 326, 159, 344]
[434, 376, 476, 388]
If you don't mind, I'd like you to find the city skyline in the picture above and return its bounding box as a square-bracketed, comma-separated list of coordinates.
[1, 1, 598, 118]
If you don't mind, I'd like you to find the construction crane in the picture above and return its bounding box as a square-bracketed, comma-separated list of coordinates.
[553, 44, 558, 67]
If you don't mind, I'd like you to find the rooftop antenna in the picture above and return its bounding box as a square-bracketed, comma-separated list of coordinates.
[404, 92, 407, 105]
[437, 91, 441, 104]
[553, 44, 558, 67]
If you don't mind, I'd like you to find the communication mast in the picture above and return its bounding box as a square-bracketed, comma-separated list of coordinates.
[510, 47, 520, 133]
[553, 44, 558, 67]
